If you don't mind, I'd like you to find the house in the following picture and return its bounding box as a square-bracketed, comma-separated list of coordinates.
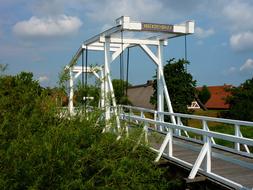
[127, 80, 155, 109]
[127, 81, 232, 110]
[197, 85, 232, 110]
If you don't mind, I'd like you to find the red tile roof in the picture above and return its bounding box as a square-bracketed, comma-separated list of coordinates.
[197, 85, 232, 109]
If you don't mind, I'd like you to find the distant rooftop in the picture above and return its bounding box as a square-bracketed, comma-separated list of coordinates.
[197, 85, 233, 110]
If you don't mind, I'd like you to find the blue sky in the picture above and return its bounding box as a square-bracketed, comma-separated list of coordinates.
[1, 0, 253, 87]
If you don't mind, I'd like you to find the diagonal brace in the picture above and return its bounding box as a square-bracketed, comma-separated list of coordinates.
[188, 142, 209, 179]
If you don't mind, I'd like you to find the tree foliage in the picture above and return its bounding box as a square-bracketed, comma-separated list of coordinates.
[112, 79, 132, 105]
[198, 85, 211, 104]
[75, 81, 100, 107]
[0, 72, 183, 189]
[225, 77, 253, 121]
[150, 58, 196, 113]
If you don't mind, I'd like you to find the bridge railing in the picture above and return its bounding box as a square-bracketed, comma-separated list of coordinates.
[118, 105, 253, 189]
[120, 105, 253, 157]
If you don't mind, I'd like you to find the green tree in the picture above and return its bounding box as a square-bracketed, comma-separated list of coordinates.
[112, 79, 132, 105]
[150, 58, 196, 114]
[75, 81, 100, 107]
[225, 77, 253, 121]
[0, 72, 42, 123]
[198, 85, 211, 104]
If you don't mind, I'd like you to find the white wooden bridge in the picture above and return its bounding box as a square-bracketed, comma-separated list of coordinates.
[66, 16, 253, 190]
[118, 105, 253, 190]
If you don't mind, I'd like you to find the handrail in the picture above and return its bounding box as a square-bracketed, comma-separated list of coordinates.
[120, 105, 253, 155]
[121, 105, 253, 127]
[119, 106, 253, 189]
[122, 114, 253, 146]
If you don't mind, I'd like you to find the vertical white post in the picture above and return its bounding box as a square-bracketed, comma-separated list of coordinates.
[154, 111, 157, 130]
[205, 135, 211, 173]
[176, 117, 182, 136]
[100, 68, 105, 108]
[235, 124, 240, 151]
[155, 40, 175, 162]
[157, 40, 164, 131]
[104, 37, 111, 129]
[203, 120, 211, 173]
[144, 124, 148, 144]
[69, 68, 74, 115]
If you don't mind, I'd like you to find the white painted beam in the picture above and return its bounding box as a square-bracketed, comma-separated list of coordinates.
[139, 44, 159, 65]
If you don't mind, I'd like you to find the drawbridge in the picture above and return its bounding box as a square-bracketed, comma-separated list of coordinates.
[66, 16, 253, 190]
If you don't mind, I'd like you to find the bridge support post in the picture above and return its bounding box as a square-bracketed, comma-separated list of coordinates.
[100, 68, 105, 108]
[69, 68, 74, 115]
[103, 37, 111, 131]
[102, 37, 121, 132]
[139, 40, 177, 162]
[157, 40, 164, 131]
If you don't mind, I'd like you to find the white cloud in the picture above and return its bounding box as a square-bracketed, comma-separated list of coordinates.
[196, 40, 203, 45]
[228, 66, 237, 74]
[195, 27, 215, 39]
[222, 1, 253, 31]
[240, 58, 253, 72]
[86, 0, 163, 23]
[230, 31, 253, 52]
[38, 75, 49, 83]
[223, 66, 237, 76]
[13, 15, 82, 37]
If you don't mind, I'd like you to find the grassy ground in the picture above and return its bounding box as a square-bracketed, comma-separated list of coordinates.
[188, 109, 253, 149]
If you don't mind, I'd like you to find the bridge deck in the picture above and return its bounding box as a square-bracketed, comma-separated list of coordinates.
[121, 105, 253, 189]
[152, 136, 253, 189]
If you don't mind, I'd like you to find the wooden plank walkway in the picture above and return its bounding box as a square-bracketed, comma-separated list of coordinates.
[153, 136, 253, 189]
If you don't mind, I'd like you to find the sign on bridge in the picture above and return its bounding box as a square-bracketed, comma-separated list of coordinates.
[141, 22, 174, 32]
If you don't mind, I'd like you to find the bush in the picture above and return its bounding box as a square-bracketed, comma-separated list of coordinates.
[0, 72, 182, 189]
[225, 77, 253, 121]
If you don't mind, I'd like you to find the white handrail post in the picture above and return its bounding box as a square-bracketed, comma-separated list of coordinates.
[168, 128, 173, 157]
[202, 120, 211, 173]
[154, 111, 157, 130]
[144, 123, 148, 144]
[157, 112, 163, 131]
[235, 124, 240, 151]
[141, 111, 144, 118]
[176, 116, 182, 136]
[202, 120, 208, 141]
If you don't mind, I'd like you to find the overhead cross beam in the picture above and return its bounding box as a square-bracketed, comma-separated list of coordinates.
[66, 15, 194, 144]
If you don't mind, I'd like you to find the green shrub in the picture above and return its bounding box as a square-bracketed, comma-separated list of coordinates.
[0, 72, 183, 189]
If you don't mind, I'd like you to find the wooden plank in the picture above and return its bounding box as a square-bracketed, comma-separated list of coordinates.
[171, 139, 253, 189]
